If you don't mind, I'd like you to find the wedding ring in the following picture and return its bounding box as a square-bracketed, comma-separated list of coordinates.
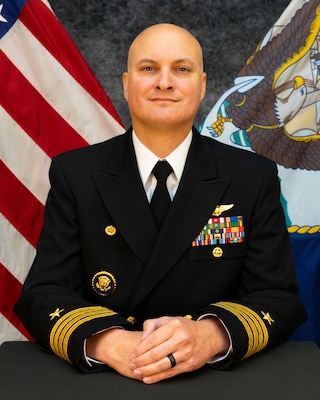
[167, 353, 176, 368]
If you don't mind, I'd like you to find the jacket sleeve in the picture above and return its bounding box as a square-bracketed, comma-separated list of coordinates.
[191, 161, 306, 368]
[14, 156, 131, 372]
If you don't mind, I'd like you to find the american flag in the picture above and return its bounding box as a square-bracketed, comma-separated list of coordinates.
[0, 0, 124, 343]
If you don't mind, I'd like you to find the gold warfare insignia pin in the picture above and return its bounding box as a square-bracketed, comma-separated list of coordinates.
[212, 204, 234, 217]
[92, 271, 117, 296]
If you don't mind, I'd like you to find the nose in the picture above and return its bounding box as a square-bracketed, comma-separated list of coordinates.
[156, 69, 173, 90]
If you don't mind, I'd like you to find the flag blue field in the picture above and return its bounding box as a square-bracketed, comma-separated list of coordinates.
[200, 0, 320, 345]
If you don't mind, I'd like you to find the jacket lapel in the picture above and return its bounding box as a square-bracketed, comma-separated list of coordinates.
[128, 130, 230, 311]
[92, 130, 158, 263]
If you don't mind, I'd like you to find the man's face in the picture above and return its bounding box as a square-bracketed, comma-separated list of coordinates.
[123, 24, 206, 133]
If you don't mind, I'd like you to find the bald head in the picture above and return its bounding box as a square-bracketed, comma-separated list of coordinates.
[127, 23, 204, 72]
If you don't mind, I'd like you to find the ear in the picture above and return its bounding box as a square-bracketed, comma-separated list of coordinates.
[200, 72, 207, 101]
[122, 72, 129, 101]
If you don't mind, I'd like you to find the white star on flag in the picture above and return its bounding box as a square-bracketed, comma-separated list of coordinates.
[0, 4, 8, 23]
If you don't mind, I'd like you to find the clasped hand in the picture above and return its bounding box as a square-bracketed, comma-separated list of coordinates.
[86, 315, 229, 384]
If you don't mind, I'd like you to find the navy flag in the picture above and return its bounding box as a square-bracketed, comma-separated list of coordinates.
[200, 0, 320, 345]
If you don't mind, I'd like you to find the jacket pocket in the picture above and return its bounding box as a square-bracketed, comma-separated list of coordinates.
[189, 242, 246, 261]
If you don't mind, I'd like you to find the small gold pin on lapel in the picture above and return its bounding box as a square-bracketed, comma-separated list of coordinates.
[212, 204, 234, 217]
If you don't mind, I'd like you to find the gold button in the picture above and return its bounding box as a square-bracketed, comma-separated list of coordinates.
[105, 225, 116, 236]
[127, 316, 136, 324]
[212, 247, 223, 258]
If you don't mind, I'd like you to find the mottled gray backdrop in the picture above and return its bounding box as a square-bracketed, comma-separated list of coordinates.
[49, 0, 290, 129]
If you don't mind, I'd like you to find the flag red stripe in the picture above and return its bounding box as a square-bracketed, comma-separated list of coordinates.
[20, 0, 124, 127]
[0, 161, 44, 248]
[0, 262, 34, 341]
[0, 0, 123, 344]
[0, 51, 89, 158]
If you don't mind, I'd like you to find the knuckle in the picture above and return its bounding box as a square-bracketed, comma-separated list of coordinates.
[150, 347, 161, 361]
[143, 320, 150, 329]
[160, 358, 169, 371]
[146, 335, 156, 349]
[171, 317, 184, 328]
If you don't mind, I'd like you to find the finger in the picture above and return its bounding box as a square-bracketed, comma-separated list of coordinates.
[142, 370, 176, 385]
[140, 351, 207, 384]
[141, 316, 171, 340]
[141, 320, 158, 340]
[130, 338, 171, 369]
[132, 353, 178, 382]
[132, 326, 172, 358]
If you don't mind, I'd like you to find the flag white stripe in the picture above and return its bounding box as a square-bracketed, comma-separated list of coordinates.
[41, 0, 53, 11]
[0, 107, 51, 205]
[0, 314, 28, 342]
[0, 0, 124, 345]
[2, 20, 124, 145]
[0, 213, 36, 283]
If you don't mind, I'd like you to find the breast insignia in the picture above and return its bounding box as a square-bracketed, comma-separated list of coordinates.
[212, 204, 234, 217]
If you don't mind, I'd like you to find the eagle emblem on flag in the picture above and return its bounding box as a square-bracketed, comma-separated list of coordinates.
[201, 0, 320, 171]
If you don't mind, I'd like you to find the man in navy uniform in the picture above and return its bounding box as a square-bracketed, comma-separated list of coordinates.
[15, 23, 306, 384]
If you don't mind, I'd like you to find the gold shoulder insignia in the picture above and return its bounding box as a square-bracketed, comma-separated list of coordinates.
[212, 204, 234, 217]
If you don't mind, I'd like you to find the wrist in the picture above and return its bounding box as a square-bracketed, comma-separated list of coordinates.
[86, 327, 123, 361]
[198, 317, 230, 356]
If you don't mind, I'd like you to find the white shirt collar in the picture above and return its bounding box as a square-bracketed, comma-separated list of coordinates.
[132, 130, 192, 186]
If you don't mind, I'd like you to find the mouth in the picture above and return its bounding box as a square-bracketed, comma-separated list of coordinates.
[150, 97, 178, 103]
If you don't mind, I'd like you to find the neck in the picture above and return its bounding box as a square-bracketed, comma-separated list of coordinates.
[133, 124, 192, 158]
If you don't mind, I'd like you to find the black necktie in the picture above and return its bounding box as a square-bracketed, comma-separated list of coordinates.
[151, 160, 173, 229]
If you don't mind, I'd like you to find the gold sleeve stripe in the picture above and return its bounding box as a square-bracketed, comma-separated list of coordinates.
[49, 306, 116, 363]
[214, 302, 269, 359]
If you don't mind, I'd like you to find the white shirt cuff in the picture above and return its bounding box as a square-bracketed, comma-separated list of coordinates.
[83, 326, 124, 367]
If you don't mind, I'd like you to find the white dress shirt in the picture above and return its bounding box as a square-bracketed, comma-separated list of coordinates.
[132, 129, 192, 202]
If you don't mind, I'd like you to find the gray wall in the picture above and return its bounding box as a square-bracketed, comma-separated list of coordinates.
[49, 0, 290, 129]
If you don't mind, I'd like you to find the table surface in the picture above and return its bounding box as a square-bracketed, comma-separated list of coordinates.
[0, 341, 319, 400]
